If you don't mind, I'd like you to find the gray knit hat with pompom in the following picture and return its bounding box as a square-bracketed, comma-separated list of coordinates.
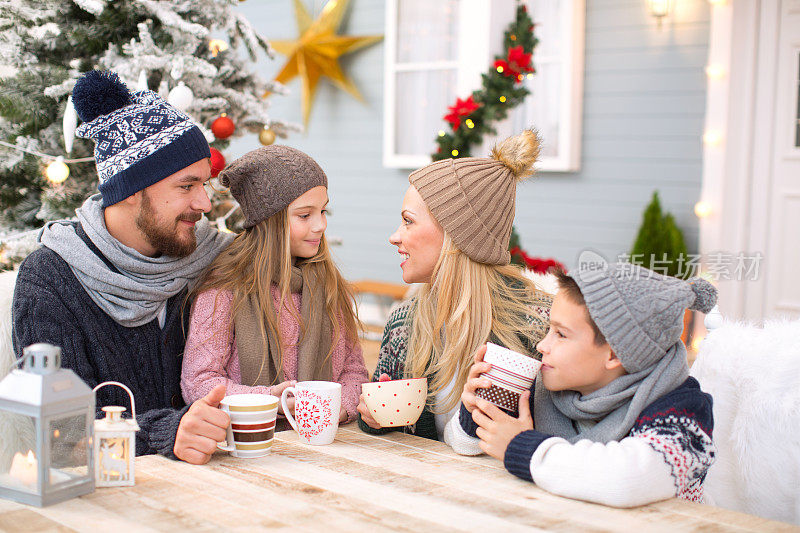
[569, 263, 717, 373]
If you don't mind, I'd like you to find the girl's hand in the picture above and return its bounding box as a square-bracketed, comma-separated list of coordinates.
[270, 380, 297, 415]
[339, 406, 348, 423]
[461, 345, 493, 413]
[357, 373, 391, 429]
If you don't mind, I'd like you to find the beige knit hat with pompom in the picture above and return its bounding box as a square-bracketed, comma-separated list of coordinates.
[409, 129, 540, 265]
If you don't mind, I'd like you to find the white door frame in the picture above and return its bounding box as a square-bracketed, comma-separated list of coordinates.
[699, 0, 791, 321]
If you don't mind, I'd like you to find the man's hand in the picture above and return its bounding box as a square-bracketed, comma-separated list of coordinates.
[461, 345, 493, 413]
[174, 384, 229, 465]
[357, 373, 391, 429]
[473, 391, 533, 461]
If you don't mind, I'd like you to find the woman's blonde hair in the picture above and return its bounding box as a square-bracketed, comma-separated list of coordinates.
[188, 209, 360, 381]
[406, 234, 550, 413]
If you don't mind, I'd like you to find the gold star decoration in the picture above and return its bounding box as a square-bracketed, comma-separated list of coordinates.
[268, 0, 383, 127]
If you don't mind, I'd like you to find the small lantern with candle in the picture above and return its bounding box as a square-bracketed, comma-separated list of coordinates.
[0, 343, 95, 507]
[92, 382, 139, 487]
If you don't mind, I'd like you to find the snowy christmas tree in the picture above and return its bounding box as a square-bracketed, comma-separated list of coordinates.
[0, 0, 294, 268]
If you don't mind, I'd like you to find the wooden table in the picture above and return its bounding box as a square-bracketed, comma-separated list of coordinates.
[0, 427, 794, 532]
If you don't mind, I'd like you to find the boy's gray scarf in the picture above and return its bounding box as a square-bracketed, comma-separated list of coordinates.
[533, 343, 689, 444]
[40, 194, 234, 327]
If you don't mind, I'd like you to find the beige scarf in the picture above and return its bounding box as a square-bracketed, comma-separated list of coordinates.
[234, 265, 333, 386]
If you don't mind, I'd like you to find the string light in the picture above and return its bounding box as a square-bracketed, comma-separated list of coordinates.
[499, 96, 507, 103]
[703, 130, 722, 146]
[0, 140, 93, 184]
[694, 201, 713, 218]
[208, 39, 229, 57]
[451, 149, 459, 156]
[705, 64, 725, 80]
[510, 34, 517, 41]
[465, 119, 475, 129]
[438, 130, 446, 137]
[0, 140, 93, 163]
[526, 73, 533, 79]
[690, 336, 705, 352]
[496, 65, 504, 74]
[46, 157, 70, 184]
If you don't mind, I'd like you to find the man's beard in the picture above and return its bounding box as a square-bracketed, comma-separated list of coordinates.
[135, 191, 201, 257]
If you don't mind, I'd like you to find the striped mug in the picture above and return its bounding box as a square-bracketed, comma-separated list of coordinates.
[217, 394, 279, 458]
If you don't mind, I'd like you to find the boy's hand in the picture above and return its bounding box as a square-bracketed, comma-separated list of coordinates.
[461, 344, 493, 413]
[357, 373, 391, 429]
[473, 391, 533, 461]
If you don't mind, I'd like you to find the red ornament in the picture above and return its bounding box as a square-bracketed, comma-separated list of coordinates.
[211, 113, 235, 139]
[209, 147, 225, 177]
[443, 95, 480, 130]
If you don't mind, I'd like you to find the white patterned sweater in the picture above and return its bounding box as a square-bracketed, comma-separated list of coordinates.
[445, 377, 715, 508]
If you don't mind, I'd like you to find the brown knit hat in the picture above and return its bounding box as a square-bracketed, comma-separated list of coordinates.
[409, 130, 540, 264]
[219, 145, 328, 228]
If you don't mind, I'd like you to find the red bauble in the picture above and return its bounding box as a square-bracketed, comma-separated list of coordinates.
[209, 147, 225, 177]
[211, 114, 235, 139]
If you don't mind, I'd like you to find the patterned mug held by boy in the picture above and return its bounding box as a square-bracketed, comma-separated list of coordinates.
[476, 342, 541, 414]
[281, 381, 342, 445]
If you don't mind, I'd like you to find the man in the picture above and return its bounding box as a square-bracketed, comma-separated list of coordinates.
[12, 70, 234, 464]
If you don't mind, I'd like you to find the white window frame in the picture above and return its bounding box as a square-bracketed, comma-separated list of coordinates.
[383, 0, 585, 172]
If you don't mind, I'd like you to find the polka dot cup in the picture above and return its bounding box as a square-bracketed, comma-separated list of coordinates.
[476, 342, 541, 413]
[362, 378, 427, 428]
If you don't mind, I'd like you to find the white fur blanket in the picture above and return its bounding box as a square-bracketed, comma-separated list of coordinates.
[690, 319, 800, 525]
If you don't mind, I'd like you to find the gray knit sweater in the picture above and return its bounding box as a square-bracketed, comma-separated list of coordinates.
[12, 237, 191, 458]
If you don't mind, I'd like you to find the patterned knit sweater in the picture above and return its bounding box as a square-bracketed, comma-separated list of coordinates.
[447, 377, 715, 508]
[13, 245, 190, 458]
[358, 294, 552, 440]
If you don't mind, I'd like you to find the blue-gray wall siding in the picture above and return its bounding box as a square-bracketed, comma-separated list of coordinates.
[229, 0, 710, 282]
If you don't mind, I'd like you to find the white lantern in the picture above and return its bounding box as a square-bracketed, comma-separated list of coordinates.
[0, 344, 94, 507]
[92, 382, 139, 487]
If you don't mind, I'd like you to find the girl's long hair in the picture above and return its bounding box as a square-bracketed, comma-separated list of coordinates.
[188, 209, 360, 384]
[406, 234, 551, 413]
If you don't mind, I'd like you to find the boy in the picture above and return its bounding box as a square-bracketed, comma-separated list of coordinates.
[444, 263, 717, 508]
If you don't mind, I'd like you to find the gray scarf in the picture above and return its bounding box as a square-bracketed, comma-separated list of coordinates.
[40, 194, 234, 327]
[533, 342, 689, 443]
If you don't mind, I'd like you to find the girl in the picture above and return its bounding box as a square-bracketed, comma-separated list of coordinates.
[181, 146, 368, 423]
[357, 130, 552, 440]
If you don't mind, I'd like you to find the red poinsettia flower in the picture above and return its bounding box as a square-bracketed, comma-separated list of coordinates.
[508, 45, 534, 74]
[494, 59, 511, 75]
[444, 95, 480, 130]
[495, 46, 535, 83]
[510, 247, 565, 274]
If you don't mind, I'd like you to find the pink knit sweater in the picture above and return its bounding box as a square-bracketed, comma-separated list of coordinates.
[181, 287, 368, 422]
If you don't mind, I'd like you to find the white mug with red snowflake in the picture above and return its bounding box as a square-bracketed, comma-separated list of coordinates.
[280, 381, 342, 445]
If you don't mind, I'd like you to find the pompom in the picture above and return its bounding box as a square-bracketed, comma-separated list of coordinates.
[72, 70, 131, 123]
[687, 277, 718, 314]
[490, 129, 541, 180]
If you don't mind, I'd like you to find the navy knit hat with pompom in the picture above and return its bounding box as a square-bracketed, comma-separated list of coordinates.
[73, 70, 210, 207]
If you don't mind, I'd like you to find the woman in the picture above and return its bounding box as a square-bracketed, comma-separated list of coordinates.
[357, 130, 552, 440]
